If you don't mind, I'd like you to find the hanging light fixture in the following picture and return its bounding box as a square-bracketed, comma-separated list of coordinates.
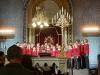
[32, 6, 49, 28]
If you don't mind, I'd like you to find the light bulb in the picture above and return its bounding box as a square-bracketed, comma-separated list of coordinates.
[32, 23, 36, 27]
[37, 21, 41, 25]
[40, 25, 43, 28]
[44, 22, 49, 26]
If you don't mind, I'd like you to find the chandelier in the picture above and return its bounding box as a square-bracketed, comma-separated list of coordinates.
[52, 7, 72, 47]
[32, 6, 49, 28]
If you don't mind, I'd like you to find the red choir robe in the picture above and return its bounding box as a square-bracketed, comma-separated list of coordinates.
[77, 44, 81, 54]
[22, 47, 26, 55]
[36, 47, 40, 56]
[80, 44, 85, 55]
[26, 48, 32, 55]
[46, 45, 51, 53]
[36, 43, 40, 56]
[25, 48, 28, 55]
[51, 46, 56, 57]
[30, 48, 33, 56]
[73, 47, 80, 57]
[56, 50, 60, 57]
[83, 43, 89, 55]
[32, 47, 37, 56]
[55, 46, 61, 57]
[66, 49, 73, 59]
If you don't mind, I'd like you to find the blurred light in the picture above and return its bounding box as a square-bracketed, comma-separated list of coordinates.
[40, 25, 43, 28]
[37, 21, 41, 25]
[32, 23, 36, 27]
[82, 27, 100, 32]
[44, 22, 49, 27]
[0, 30, 15, 33]
[0, 29, 15, 36]
[0, 26, 15, 37]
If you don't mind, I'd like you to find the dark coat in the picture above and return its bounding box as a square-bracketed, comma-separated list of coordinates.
[0, 63, 33, 75]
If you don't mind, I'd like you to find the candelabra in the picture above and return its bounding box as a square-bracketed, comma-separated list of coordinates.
[52, 7, 72, 49]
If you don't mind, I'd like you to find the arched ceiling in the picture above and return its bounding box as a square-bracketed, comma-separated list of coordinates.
[26, 0, 69, 15]
[24, 0, 68, 8]
[25, 0, 70, 27]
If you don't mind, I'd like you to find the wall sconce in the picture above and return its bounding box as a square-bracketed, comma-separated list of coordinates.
[0, 25, 15, 38]
[82, 26, 100, 36]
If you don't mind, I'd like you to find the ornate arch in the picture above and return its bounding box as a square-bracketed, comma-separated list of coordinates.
[23, 0, 73, 43]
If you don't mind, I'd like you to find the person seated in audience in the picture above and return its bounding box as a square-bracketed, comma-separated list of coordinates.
[57, 70, 62, 75]
[34, 63, 43, 75]
[0, 45, 33, 75]
[0, 51, 5, 68]
[50, 63, 58, 75]
[42, 63, 51, 75]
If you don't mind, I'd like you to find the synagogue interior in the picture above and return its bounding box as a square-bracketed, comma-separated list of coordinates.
[0, 0, 100, 75]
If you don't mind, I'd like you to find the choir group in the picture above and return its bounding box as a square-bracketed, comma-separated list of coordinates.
[16, 39, 89, 69]
[65, 39, 89, 69]
[16, 42, 61, 57]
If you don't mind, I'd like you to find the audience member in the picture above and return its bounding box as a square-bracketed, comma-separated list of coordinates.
[57, 70, 62, 75]
[42, 63, 51, 75]
[0, 45, 33, 75]
[0, 51, 5, 68]
[34, 63, 43, 75]
[50, 63, 58, 75]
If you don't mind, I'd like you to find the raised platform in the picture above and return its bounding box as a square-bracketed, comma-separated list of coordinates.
[32, 57, 67, 74]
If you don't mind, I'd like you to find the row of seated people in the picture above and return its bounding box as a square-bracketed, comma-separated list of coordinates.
[33, 62, 62, 75]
